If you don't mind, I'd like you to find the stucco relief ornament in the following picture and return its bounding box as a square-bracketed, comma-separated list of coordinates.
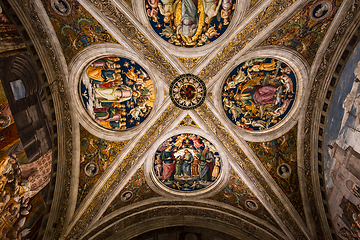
[170, 74, 206, 110]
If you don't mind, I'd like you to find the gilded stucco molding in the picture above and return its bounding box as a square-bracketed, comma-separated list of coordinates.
[79, 0, 181, 81]
[302, 0, 360, 239]
[80, 198, 287, 240]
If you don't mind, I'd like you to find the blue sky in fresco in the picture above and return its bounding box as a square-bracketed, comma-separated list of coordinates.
[325, 41, 360, 189]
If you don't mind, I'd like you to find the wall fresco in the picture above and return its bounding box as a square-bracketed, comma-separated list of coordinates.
[221, 58, 296, 131]
[80, 56, 155, 131]
[0, 10, 26, 54]
[247, 126, 304, 220]
[145, 0, 236, 47]
[262, 0, 341, 64]
[0, 80, 52, 240]
[77, 125, 128, 207]
[325, 40, 360, 239]
[41, 0, 117, 63]
[103, 166, 159, 217]
[154, 133, 221, 191]
[211, 169, 279, 228]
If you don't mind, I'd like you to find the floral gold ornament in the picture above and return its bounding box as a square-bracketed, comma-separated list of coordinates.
[170, 74, 206, 109]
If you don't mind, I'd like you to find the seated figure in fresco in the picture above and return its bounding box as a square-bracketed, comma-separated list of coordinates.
[161, 145, 175, 182]
[94, 85, 141, 103]
[177, 0, 199, 42]
[182, 149, 193, 177]
[235, 85, 277, 106]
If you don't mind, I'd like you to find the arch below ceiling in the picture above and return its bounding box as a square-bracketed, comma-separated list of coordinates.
[80, 199, 286, 240]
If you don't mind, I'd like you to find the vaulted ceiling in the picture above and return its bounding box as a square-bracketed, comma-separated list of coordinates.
[2, 0, 360, 239]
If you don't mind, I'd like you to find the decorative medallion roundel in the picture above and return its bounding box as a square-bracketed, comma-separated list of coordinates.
[170, 74, 206, 109]
[145, 0, 236, 47]
[153, 133, 221, 192]
[79, 56, 155, 130]
[221, 58, 297, 131]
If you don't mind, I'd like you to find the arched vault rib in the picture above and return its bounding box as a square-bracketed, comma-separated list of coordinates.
[80, 198, 288, 240]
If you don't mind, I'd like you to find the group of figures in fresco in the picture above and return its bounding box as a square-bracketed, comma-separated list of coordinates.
[0, 87, 52, 239]
[80, 56, 155, 130]
[221, 58, 296, 131]
[154, 134, 221, 191]
[145, 0, 236, 47]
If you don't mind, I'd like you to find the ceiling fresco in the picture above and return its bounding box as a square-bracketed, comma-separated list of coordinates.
[247, 126, 304, 220]
[80, 56, 155, 130]
[211, 169, 279, 228]
[77, 125, 128, 207]
[262, 0, 341, 64]
[154, 133, 221, 191]
[145, 0, 236, 47]
[41, 0, 117, 62]
[3, 0, 360, 239]
[221, 57, 296, 131]
[103, 166, 159, 217]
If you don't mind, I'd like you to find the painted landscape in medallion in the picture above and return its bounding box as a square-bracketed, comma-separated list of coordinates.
[154, 134, 221, 191]
[324, 41, 360, 239]
[145, 0, 236, 47]
[80, 56, 155, 130]
[221, 58, 296, 131]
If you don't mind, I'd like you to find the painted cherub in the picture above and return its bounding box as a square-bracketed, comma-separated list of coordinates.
[158, 0, 180, 23]
[221, 0, 233, 25]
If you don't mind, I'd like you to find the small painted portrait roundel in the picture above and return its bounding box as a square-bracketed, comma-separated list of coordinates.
[245, 199, 258, 211]
[79, 56, 155, 130]
[277, 163, 291, 178]
[221, 58, 296, 131]
[145, 0, 236, 47]
[84, 162, 99, 177]
[310, 1, 333, 21]
[154, 133, 221, 192]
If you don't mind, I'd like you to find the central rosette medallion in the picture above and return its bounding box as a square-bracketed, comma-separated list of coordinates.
[170, 74, 206, 109]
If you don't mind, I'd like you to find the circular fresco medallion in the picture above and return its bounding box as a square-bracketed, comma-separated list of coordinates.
[277, 163, 291, 178]
[221, 58, 296, 131]
[145, 0, 236, 47]
[80, 56, 155, 130]
[154, 133, 221, 192]
[51, 0, 71, 16]
[245, 199, 258, 211]
[310, 1, 333, 21]
[170, 74, 206, 109]
[84, 162, 99, 177]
